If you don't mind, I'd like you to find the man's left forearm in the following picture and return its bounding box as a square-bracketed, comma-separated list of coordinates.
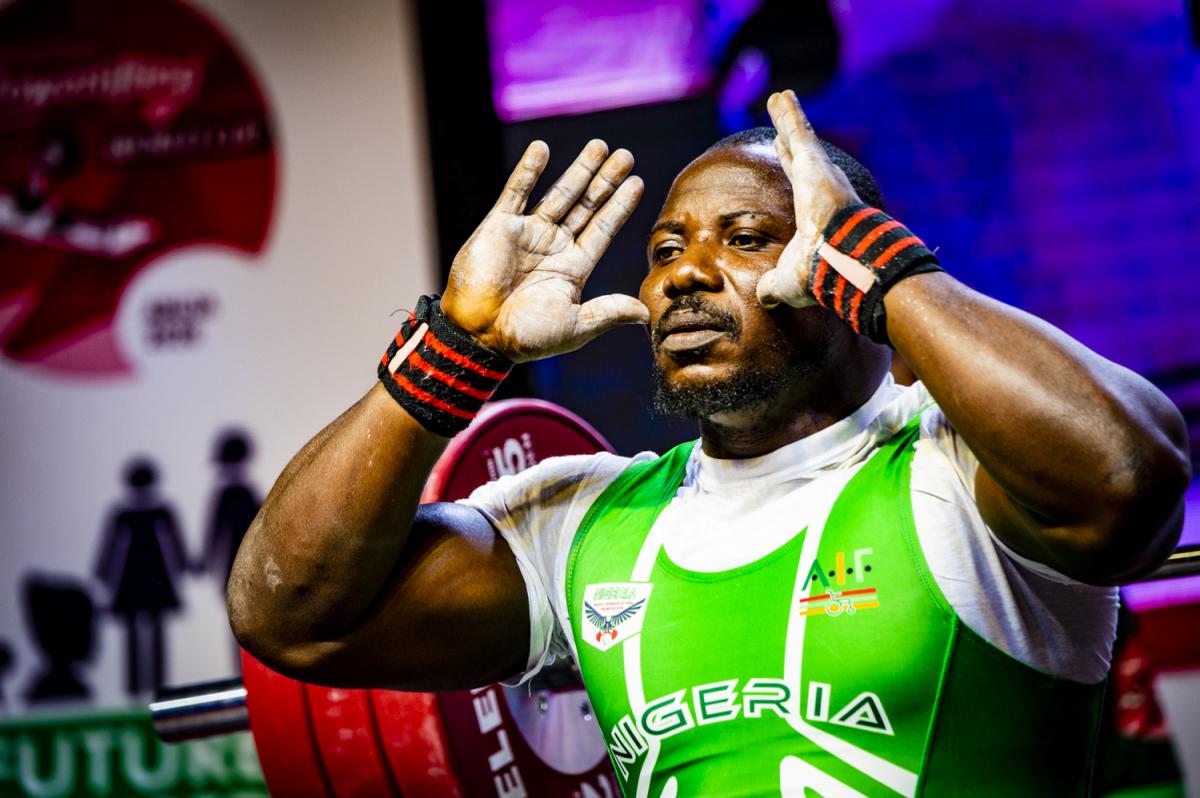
[884, 270, 1190, 582]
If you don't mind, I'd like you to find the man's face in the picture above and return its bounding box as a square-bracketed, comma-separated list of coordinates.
[639, 144, 836, 418]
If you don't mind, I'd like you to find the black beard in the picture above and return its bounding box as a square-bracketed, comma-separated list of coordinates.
[651, 354, 824, 418]
[649, 295, 831, 420]
[651, 366, 792, 418]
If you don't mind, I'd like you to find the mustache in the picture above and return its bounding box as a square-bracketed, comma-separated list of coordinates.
[651, 295, 739, 347]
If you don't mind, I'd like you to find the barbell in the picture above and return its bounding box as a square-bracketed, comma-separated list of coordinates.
[152, 399, 620, 798]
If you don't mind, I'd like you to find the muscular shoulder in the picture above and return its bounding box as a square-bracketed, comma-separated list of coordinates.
[458, 449, 657, 682]
[908, 398, 1118, 683]
[461, 450, 652, 529]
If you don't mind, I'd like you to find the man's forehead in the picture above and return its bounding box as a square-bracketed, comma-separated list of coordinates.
[659, 144, 789, 214]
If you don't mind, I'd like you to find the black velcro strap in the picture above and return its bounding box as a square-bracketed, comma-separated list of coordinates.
[808, 204, 943, 345]
[377, 294, 512, 437]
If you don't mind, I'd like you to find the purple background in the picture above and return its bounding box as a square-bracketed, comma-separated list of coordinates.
[487, 0, 1200, 602]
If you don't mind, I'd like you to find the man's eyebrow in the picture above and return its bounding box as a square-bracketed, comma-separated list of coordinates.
[650, 211, 774, 237]
[650, 219, 685, 236]
[719, 210, 773, 226]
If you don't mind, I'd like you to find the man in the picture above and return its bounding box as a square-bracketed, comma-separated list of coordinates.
[228, 92, 1189, 795]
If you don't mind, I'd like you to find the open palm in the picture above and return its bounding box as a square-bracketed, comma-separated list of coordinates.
[441, 140, 648, 363]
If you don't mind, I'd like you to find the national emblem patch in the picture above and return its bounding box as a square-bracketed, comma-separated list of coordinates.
[582, 582, 653, 652]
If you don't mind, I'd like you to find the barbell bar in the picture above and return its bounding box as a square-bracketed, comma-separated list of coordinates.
[154, 399, 620, 797]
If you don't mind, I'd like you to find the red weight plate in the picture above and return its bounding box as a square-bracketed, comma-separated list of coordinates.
[1133, 602, 1200, 671]
[307, 684, 402, 798]
[437, 677, 615, 798]
[241, 650, 334, 798]
[372, 689, 467, 798]
[421, 398, 612, 503]
[381, 399, 618, 797]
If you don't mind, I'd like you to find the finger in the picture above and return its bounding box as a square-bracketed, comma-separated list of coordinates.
[492, 141, 550, 215]
[532, 139, 609, 224]
[767, 90, 817, 155]
[569, 293, 650, 347]
[773, 135, 794, 177]
[561, 148, 635, 237]
[576, 175, 644, 263]
[757, 268, 783, 309]
[756, 266, 811, 310]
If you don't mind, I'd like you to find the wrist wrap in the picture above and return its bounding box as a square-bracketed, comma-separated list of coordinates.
[378, 294, 512, 437]
[809, 203, 943, 346]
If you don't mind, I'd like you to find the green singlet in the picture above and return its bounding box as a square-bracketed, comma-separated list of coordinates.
[565, 419, 1104, 797]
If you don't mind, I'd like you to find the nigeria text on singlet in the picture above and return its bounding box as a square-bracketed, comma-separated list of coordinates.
[565, 419, 1103, 797]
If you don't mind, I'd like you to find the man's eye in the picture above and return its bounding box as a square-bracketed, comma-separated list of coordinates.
[654, 244, 681, 262]
[731, 233, 764, 248]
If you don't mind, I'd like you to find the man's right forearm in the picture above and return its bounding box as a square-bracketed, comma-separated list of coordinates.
[229, 138, 645, 679]
[228, 383, 448, 667]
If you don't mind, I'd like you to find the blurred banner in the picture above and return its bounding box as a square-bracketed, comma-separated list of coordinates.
[0, 0, 435, 793]
[485, 0, 767, 122]
[0, 710, 263, 797]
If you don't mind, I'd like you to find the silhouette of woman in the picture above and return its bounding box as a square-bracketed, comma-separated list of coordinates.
[94, 458, 187, 695]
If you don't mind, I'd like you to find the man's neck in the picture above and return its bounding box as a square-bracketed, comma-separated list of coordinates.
[698, 360, 889, 459]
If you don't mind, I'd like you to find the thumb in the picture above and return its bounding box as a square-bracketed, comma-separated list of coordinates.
[756, 268, 787, 309]
[571, 293, 650, 345]
[756, 267, 813, 310]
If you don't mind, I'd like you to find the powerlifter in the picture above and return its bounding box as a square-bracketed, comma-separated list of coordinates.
[229, 91, 1190, 796]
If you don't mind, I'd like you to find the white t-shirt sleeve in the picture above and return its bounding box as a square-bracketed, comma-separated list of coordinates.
[912, 400, 1119, 683]
[917, 401, 1098, 582]
[457, 451, 642, 684]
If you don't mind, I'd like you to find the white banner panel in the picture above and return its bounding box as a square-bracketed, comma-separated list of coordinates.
[0, 0, 436, 714]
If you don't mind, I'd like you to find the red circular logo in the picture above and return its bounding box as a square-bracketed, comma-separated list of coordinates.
[0, 0, 276, 376]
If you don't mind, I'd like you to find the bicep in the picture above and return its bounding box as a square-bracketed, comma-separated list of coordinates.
[974, 463, 1171, 583]
[974, 467, 1059, 568]
[288, 502, 531, 690]
[929, 404, 1142, 585]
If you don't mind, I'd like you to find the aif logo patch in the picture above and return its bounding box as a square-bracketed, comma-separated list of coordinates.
[582, 582, 652, 652]
[797, 547, 880, 619]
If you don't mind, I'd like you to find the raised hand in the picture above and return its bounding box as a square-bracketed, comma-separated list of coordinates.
[440, 140, 648, 363]
[756, 90, 860, 310]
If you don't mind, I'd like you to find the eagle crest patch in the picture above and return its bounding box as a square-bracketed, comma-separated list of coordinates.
[581, 582, 653, 652]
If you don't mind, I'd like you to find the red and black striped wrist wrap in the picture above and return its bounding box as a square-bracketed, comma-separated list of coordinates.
[809, 203, 942, 346]
[378, 294, 512, 437]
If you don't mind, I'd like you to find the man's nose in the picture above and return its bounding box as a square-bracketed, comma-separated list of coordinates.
[662, 246, 724, 298]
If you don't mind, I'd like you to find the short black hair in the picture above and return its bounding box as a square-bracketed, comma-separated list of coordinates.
[707, 126, 885, 211]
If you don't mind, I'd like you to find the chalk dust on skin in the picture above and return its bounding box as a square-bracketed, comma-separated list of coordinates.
[263, 556, 283, 592]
